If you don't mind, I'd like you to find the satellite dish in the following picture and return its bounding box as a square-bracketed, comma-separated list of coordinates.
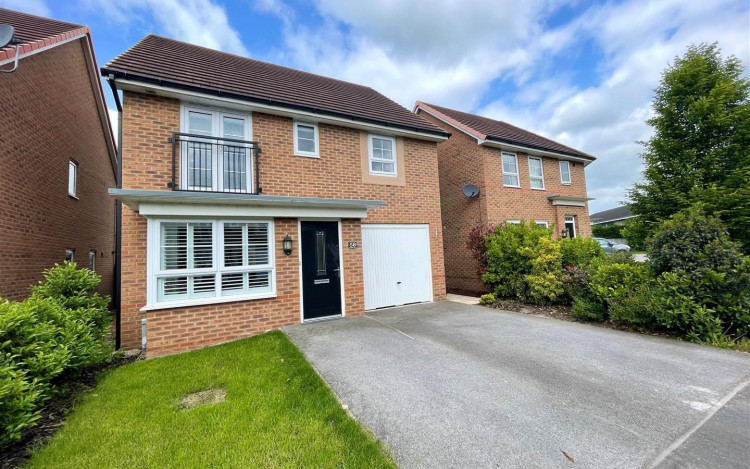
[0, 25, 14, 49]
[462, 184, 480, 198]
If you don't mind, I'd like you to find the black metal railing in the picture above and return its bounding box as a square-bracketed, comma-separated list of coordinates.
[168, 132, 262, 194]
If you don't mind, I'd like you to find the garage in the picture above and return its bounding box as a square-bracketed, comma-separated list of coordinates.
[361, 224, 433, 310]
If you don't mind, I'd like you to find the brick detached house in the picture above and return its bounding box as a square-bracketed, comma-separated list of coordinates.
[0, 9, 117, 301]
[102, 36, 448, 356]
[414, 102, 595, 294]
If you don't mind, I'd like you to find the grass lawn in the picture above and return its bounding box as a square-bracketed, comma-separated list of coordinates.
[27, 331, 396, 468]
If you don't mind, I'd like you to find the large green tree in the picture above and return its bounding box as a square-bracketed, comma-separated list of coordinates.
[626, 43, 750, 251]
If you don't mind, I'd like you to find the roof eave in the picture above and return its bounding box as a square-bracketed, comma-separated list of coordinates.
[109, 188, 386, 211]
[103, 70, 450, 142]
[480, 138, 596, 165]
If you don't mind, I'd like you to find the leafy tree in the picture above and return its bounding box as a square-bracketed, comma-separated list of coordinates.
[627, 43, 750, 251]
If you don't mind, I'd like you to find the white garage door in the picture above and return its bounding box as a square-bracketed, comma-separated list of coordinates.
[362, 224, 433, 310]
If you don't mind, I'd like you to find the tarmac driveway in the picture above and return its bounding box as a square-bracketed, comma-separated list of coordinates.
[284, 301, 750, 468]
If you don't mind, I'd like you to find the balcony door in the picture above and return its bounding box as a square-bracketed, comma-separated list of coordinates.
[181, 106, 252, 193]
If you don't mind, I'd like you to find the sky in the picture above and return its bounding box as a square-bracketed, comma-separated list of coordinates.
[3, 0, 748, 213]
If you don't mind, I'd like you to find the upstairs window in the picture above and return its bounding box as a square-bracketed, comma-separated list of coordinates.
[501, 152, 519, 187]
[560, 160, 572, 185]
[294, 122, 319, 157]
[528, 156, 545, 190]
[368, 135, 397, 176]
[89, 251, 96, 271]
[68, 160, 77, 197]
[182, 106, 252, 193]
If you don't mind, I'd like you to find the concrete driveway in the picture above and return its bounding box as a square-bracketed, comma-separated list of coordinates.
[284, 301, 750, 468]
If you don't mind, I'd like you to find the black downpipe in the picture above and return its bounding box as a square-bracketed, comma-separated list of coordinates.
[107, 75, 123, 350]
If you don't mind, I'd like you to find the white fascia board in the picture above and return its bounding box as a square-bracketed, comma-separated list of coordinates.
[0, 34, 86, 66]
[551, 199, 587, 207]
[137, 202, 369, 219]
[115, 79, 448, 143]
[478, 139, 595, 166]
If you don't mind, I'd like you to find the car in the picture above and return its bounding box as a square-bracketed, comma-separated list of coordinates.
[594, 237, 631, 253]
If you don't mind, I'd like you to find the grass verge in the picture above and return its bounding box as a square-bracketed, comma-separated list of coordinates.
[27, 331, 396, 468]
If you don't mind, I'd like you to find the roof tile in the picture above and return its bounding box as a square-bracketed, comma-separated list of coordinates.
[417, 101, 594, 160]
[0, 8, 85, 58]
[102, 35, 447, 137]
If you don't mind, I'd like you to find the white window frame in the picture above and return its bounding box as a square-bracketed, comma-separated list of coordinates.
[144, 218, 276, 310]
[180, 105, 253, 192]
[506, 220, 522, 225]
[501, 152, 520, 188]
[528, 156, 545, 190]
[68, 160, 77, 197]
[535, 221, 549, 228]
[368, 134, 397, 177]
[293, 121, 319, 158]
[560, 160, 572, 185]
[565, 215, 577, 238]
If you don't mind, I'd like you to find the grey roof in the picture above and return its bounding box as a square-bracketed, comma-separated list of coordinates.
[109, 188, 386, 211]
[589, 205, 634, 224]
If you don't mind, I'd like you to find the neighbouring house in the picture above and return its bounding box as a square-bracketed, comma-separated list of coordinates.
[414, 102, 595, 294]
[102, 35, 448, 357]
[0, 9, 117, 301]
[590, 205, 635, 226]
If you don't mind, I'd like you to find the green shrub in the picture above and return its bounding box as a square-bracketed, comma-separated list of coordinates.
[646, 207, 750, 337]
[523, 237, 564, 304]
[591, 224, 625, 240]
[0, 262, 112, 443]
[588, 260, 651, 307]
[482, 221, 551, 299]
[560, 237, 605, 270]
[571, 295, 607, 321]
[648, 206, 744, 276]
[479, 293, 495, 305]
[0, 354, 43, 442]
[652, 272, 724, 342]
[609, 284, 660, 329]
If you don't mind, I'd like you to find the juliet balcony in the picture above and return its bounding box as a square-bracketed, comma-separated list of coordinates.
[167, 132, 262, 194]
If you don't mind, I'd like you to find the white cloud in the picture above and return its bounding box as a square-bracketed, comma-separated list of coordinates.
[82, 0, 248, 56]
[0, 0, 50, 16]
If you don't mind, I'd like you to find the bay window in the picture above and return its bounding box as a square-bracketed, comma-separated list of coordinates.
[149, 219, 275, 308]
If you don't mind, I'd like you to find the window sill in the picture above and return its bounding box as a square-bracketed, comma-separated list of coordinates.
[141, 291, 277, 311]
[502, 185, 521, 189]
[369, 171, 397, 178]
[68, 193, 79, 200]
[294, 152, 320, 158]
[530, 187, 547, 191]
[561, 182, 572, 186]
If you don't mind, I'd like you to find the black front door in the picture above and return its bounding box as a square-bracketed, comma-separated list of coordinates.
[301, 221, 342, 320]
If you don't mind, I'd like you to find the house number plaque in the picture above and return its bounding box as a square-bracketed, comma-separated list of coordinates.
[348, 242, 358, 249]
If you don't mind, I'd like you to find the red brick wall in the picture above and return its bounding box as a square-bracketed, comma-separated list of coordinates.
[120, 92, 445, 355]
[0, 39, 115, 301]
[418, 110, 593, 294]
[417, 112, 488, 293]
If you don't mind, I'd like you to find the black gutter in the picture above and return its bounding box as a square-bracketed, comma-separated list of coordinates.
[106, 74, 123, 350]
[99, 68, 451, 140]
[484, 136, 596, 161]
